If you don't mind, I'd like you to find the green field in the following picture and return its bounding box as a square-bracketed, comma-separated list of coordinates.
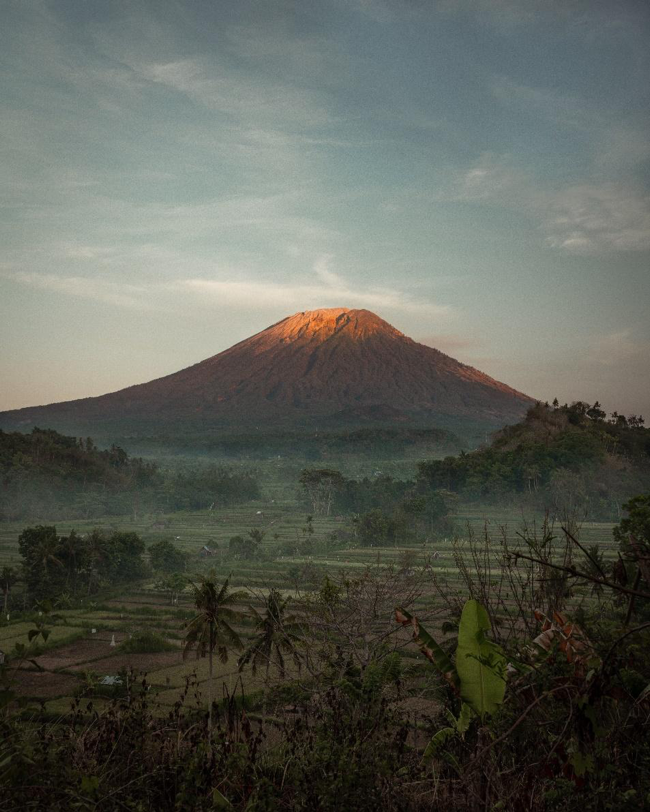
[0, 486, 620, 714]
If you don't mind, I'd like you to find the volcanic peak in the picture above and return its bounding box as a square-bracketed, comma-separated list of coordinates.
[0, 306, 534, 436]
[244, 307, 405, 353]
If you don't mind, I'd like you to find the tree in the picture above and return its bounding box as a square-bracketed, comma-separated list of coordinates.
[613, 493, 650, 619]
[299, 469, 344, 515]
[356, 509, 397, 547]
[229, 529, 264, 560]
[238, 589, 303, 724]
[1, 566, 18, 613]
[183, 572, 246, 731]
[58, 531, 87, 596]
[149, 540, 187, 574]
[301, 565, 429, 680]
[18, 525, 65, 601]
[156, 572, 187, 605]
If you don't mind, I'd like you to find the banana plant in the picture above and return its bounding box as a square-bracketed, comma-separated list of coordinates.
[396, 599, 507, 762]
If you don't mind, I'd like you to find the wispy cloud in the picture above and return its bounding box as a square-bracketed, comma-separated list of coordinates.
[4, 257, 452, 320]
[447, 154, 650, 254]
[140, 58, 333, 129]
[545, 184, 650, 253]
[175, 256, 451, 317]
[5, 272, 156, 310]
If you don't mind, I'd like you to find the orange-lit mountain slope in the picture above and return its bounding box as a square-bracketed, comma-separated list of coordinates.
[0, 308, 534, 435]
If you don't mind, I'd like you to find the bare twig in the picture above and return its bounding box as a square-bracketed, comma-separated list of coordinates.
[561, 526, 607, 580]
[511, 552, 650, 601]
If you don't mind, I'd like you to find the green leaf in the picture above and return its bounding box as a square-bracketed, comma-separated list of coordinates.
[423, 726, 456, 764]
[80, 775, 100, 796]
[455, 701, 475, 734]
[27, 629, 39, 642]
[456, 600, 506, 719]
[212, 788, 233, 808]
[568, 750, 595, 777]
[396, 607, 460, 692]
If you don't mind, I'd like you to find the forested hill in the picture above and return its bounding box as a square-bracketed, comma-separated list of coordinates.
[0, 428, 259, 520]
[417, 401, 650, 518]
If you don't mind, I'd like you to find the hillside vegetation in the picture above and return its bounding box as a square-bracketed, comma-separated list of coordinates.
[0, 428, 260, 521]
[418, 401, 650, 518]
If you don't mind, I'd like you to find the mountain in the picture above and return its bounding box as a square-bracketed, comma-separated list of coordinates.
[0, 308, 534, 438]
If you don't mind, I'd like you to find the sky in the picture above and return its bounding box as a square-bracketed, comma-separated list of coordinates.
[1, 0, 649, 418]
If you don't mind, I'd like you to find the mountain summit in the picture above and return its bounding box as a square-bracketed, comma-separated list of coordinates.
[0, 308, 534, 436]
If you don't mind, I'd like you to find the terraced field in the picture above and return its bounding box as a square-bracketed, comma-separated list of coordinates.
[0, 497, 619, 716]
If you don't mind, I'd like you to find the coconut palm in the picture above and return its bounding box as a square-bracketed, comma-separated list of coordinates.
[238, 589, 304, 724]
[183, 572, 246, 731]
[1, 566, 18, 614]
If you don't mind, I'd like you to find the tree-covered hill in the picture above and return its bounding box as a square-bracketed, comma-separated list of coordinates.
[0, 428, 260, 520]
[417, 401, 650, 518]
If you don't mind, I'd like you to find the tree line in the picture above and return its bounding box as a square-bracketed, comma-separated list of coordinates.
[0, 427, 260, 521]
[417, 400, 650, 517]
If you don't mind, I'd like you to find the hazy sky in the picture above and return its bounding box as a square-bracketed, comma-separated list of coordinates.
[1, 0, 649, 418]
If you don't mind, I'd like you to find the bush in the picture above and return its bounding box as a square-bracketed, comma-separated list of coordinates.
[118, 630, 176, 653]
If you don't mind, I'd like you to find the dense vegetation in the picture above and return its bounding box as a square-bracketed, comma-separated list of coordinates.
[18, 526, 147, 601]
[1, 496, 649, 810]
[0, 428, 260, 520]
[418, 401, 650, 518]
[298, 467, 457, 545]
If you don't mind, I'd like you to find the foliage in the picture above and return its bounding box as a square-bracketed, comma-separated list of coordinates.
[18, 525, 146, 601]
[184, 572, 246, 729]
[418, 401, 650, 517]
[396, 599, 506, 729]
[238, 589, 303, 679]
[613, 493, 650, 619]
[228, 530, 265, 560]
[149, 539, 188, 573]
[299, 468, 345, 515]
[0, 428, 157, 520]
[119, 630, 176, 653]
[0, 428, 261, 521]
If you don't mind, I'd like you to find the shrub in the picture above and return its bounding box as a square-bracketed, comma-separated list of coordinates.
[118, 630, 176, 653]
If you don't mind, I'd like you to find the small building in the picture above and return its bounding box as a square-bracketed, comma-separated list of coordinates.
[199, 545, 217, 557]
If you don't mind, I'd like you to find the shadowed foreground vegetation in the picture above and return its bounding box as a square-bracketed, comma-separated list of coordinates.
[1, 494, 649, 810]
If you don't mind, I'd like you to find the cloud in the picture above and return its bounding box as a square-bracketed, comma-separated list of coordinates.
[4, 257, 452, 320]
[453, 153, 525, 203]
[545, 184, 650, 253]
[4, 272, 157, 310]
[140, 58, 333, 129]
[448, 154, 650, 254]
[176, 256, 451, 317]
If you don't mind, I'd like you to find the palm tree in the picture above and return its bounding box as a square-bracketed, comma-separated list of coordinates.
[1, 566, 18, 614]
[85, 530, 108, 596]
[183, 572, 246, 731]
[33, 532, 65, 600]
[59, 531, 85, 596]
[238, 589, 304, 724]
